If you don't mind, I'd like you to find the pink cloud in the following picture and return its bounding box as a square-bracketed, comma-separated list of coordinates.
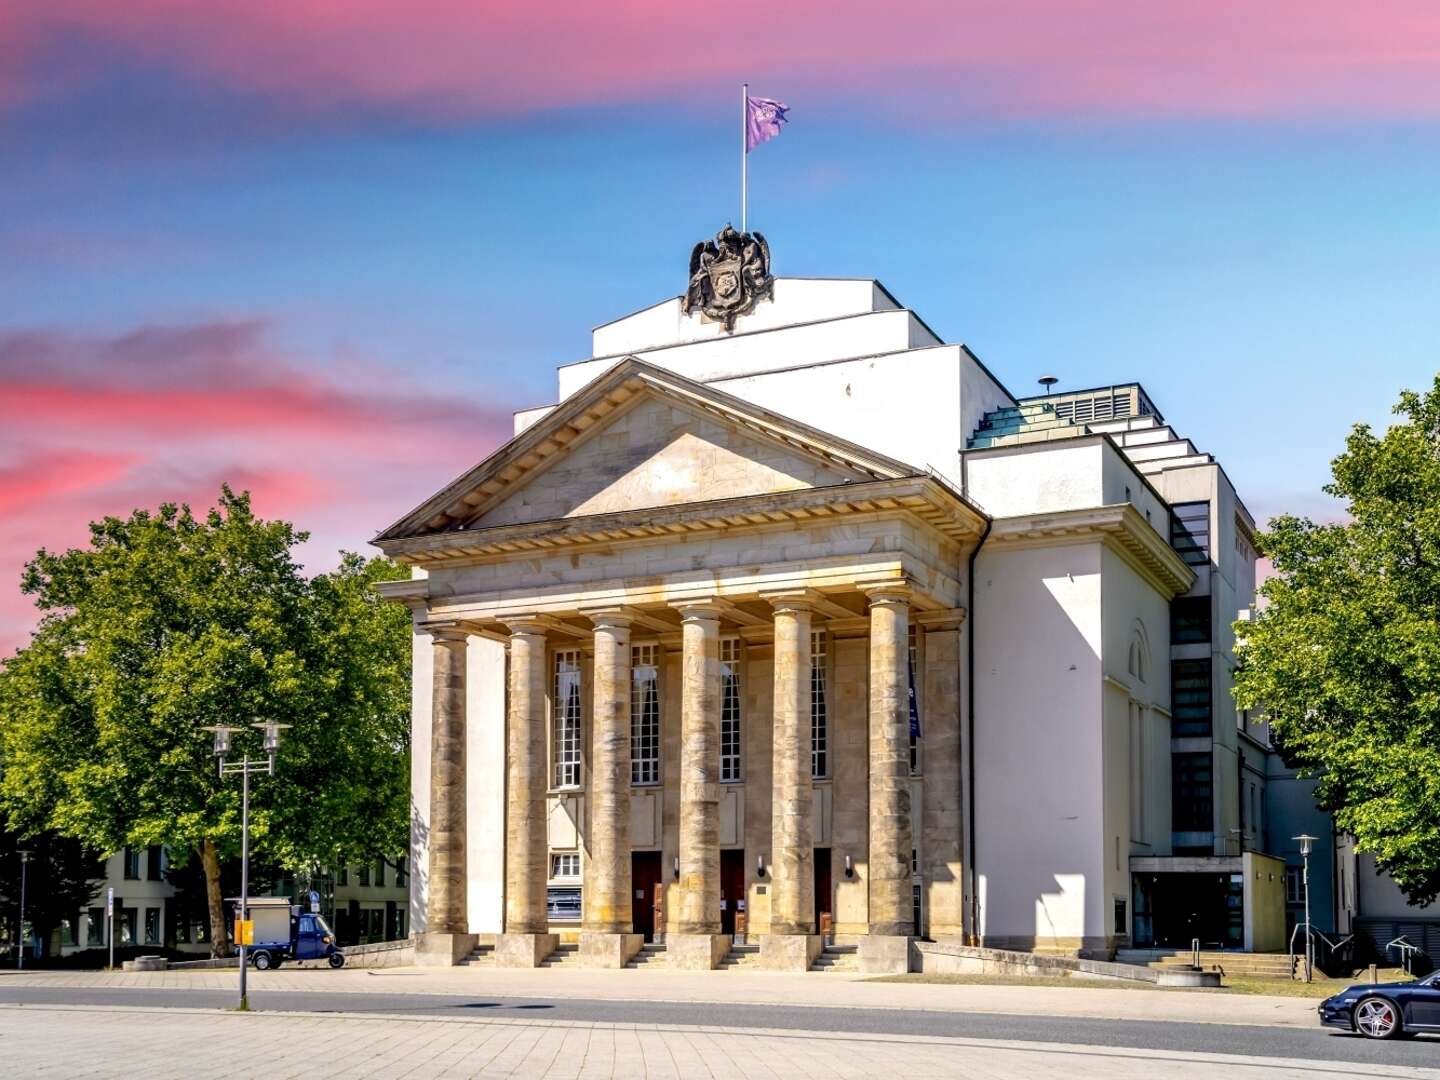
[0, 318, 516, 654]
[11, 2, 1440, 121]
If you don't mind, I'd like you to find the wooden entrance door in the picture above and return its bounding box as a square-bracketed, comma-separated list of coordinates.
[720, 849, 745, 935]
[631, 851, 663, 943]
[814, 848, 833, 933]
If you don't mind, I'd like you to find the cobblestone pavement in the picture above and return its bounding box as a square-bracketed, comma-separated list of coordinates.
[4, 1006, 1438, 1080]
[0, 966, 1320, 1028]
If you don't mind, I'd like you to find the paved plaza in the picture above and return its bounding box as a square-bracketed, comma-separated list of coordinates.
[3, 1003, 1438, 1080]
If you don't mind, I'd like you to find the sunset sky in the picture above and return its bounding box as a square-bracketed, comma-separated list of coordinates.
[3, 3, 1439, 652]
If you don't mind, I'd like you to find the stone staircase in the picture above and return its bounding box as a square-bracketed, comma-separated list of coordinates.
[717, 942, 762, 971]
[458, 944, 495, 968]
[810, 944, 859, 973]
[538, 942, 581, 969]
[623, 943, 668, 970]
[1115, 948, 1297, 979]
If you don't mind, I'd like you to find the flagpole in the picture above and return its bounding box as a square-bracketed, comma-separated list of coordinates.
[740, 82, 748, 234]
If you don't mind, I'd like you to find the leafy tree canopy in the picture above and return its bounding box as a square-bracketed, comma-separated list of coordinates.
[1235, 375, 1440, 906]
[0, 487, 412, 951]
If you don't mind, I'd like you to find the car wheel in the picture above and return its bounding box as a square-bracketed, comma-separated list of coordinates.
[251, 951, 272, 971]
[1354, 997, 1402, 1040]
[328, 953, 345, 969]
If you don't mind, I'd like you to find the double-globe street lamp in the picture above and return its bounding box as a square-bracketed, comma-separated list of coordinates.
[204, 719, 290, 1011]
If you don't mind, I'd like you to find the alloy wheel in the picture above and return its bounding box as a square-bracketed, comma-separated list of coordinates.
[1355, 998, 1398, 1039]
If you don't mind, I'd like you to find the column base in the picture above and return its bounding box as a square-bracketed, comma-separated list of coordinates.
[858, 935, 913, 975]
[580, 931, 645, 969]
[760, 933, 823, 972]
[414, 931, 478, 967]
[666, 933, 732, 971]
[495, 932, 559, 968]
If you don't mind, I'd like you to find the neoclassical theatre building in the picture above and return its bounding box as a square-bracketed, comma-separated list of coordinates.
[375, 229, 1273, 972]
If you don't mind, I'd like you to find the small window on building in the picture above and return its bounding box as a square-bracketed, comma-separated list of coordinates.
[1285, 865, 1304, 905]
[908, 625, 922, 776]
[147, 845, 164, 881]
[1114, 896, 1128, 935]
[912, 882, 924, 938]
[720, 638, 743, 783]
[1171, 596, 1211, 644]
[87, 908, 104, 946]
[551, 853, 580, 880]
[631, 644, 661, 786]
[374, 860, 385, 887]
[339, 867, 349, 887]
[811, 630, 829, 779]
[553, 649, 583, 789]
[1171, 659, 1213, 737]
[1172, 752, 1213, 833]
[396, 857, 408, 888]
[1170, 501, 1211, 566]
[144, 907, 161, 945]
[546, 887, 582, 922]
[123, 847, 141, 880]
[359, 864, 370, 887]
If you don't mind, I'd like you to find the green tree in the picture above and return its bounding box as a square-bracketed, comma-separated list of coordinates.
[0, 487, 412, 955]
[1235, 375, 1440, 906]
[0, 827, 105, 958]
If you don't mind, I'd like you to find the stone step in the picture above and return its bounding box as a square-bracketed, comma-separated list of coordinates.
[539, 944, 581, 968]
[718, 944, 762, 970]
[811, 945, 859, 972]
[624, 944, 668, 970]
[459, 947, 494, 967]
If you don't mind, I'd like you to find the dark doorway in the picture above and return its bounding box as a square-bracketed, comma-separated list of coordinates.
[631, 851, 663, 943]
[814, 848, 833, 932]
[1137, 872, 1244, 948]
[720, 849, 745, 935]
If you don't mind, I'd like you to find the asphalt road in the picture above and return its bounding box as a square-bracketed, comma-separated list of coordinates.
[2, 984, 1438, 1072]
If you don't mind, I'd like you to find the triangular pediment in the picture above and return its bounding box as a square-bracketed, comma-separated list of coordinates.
[375, 358, 919, 542]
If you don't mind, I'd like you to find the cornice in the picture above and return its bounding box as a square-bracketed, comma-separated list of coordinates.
[375, 475, 988, 567]
[987, 503, 1196, 598]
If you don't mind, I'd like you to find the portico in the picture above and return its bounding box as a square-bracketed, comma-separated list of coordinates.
[377, 359, 985, 970]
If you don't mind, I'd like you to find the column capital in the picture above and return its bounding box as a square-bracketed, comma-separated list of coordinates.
[420, 622, 471, 645]
[499, 615, 551, 638]
[581, 607, 635, 633]
[761, 589, 817, 615]
[861, 582, 914, 608]
[668, 598, 725, 623]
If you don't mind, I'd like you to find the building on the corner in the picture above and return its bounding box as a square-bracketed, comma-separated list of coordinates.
[372, 232, 1432, 971]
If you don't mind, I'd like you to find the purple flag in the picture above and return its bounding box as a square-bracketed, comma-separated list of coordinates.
[745, 95, 788, 152]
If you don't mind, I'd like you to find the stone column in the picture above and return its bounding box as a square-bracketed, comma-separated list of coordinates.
[416, 626, 477, 966]
[761, 598, 823, 972]
[580, 611, 644, 968]
[860, 586, 915, 974]
[669, 602, 730, 970]
[496, 619, 558, 968]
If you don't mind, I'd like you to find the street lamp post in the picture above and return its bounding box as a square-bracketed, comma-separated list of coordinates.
[1294, 833, 1318, 982]
[205, 720, 289, 1011]
[16, 850, 31, 971]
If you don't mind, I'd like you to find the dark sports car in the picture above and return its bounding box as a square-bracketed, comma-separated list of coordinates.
[1319, 970, 1440, 1039]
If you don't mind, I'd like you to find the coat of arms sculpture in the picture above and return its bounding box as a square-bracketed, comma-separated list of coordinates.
[684, 224, 773, 332]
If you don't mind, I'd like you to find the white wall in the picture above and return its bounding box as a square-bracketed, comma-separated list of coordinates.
[974, 541, 1104, 947]
[560, 309, 933, 401]
[966, 441, 1107, 518]
[590, 278, 898, 357]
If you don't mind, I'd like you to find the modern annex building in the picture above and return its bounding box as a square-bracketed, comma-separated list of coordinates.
[373, 230, 1358, 971]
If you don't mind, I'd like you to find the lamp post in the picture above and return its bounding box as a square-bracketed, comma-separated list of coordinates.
[205, 719, 289, 1011]
[1294, 833, 1318, 982]
[16, 850, 30, 971]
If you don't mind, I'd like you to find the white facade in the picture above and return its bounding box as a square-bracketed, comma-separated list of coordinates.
[385, 265, 1340, 960]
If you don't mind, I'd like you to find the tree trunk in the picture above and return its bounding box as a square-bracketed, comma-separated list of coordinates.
[201, 838, 230, 958]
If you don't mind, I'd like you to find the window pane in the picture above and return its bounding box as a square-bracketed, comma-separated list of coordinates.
[1171, 596, 1211, 644]
[1170, 502, 1210, 566]
[1172, 752, 1213, 832]
[631, 644, 660, 785]
[554, 650, 582, 788]
[908, 625, 921, 775]
[546, 886, 582, 921]
[811, 631, 828, 779]
[720, 638, 742, 782]
[1171, 659, 1213, 737]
